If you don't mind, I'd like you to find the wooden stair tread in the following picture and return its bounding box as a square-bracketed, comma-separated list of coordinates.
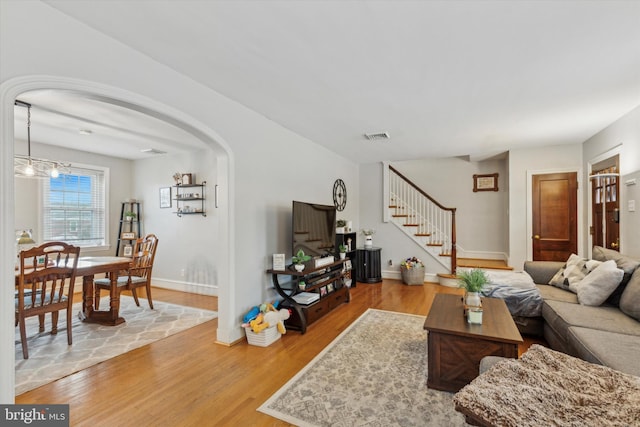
[457, 258, 513, 270]
[414, 233, 431, 236]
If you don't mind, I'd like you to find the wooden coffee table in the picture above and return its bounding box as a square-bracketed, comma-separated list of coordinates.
[423, 293, 523, 392]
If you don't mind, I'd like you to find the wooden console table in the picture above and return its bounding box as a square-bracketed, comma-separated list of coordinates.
[423, 293, 522, 392]
[267, 259, 350, 334]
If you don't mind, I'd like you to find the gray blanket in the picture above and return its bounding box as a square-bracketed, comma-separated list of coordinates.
[480, 270, 543, 317]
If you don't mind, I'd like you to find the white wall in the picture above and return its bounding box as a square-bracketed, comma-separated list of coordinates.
[582, 105, 640, 257]
[133, 149, 221, 295]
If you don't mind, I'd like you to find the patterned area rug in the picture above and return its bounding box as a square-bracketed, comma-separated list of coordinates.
[258, 309, 468, 426]
[15, 296, 217, 395]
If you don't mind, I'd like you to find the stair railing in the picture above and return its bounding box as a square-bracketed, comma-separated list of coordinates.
[388, 165, 457, 274]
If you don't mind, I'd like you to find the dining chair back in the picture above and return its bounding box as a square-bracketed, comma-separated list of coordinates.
[95, 233, 159, 309]
[15, 241, 80, 359]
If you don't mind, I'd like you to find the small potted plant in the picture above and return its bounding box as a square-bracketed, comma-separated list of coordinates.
[124, 211, 137, 221]
[291, 249, 311, 272]
[336, 219, 347, 234]
[457, 268, 488, 309]
[338, 244, 347, 259]
[360, 229, 375, 247]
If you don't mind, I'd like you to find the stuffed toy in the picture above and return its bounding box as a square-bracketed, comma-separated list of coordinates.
[263, 308, 290, 334]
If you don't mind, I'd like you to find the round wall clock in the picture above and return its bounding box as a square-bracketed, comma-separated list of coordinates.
[333, 179, 347, 211]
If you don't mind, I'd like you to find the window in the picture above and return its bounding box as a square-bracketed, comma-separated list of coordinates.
[42, 165, 106, 248]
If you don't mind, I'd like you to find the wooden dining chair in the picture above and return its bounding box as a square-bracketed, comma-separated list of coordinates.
[94, 233, 159, 309]
[15, 241, 81, 359]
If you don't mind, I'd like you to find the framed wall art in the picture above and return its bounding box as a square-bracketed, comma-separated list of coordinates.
[160, 187, 171, 208]
[473, 173, 499, 192]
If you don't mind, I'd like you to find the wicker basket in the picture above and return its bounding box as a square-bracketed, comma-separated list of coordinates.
[401, 266, 425, 285]
[244, 325, 281, 347]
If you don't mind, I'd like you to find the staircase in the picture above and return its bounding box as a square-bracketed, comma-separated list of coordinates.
[387, 166, 457, 274]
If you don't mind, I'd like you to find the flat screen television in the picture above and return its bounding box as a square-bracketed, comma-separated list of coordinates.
[292, 200, 337, 258]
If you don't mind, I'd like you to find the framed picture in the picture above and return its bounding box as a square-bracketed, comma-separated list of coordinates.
[272, 253, 285, 271]
[320, 286, 327, 297]
[473, 173, 499, 192]
[160, 187, 171, 208]
[181, 173, 193, 185]
[123, 245, 133, 257]
[327, 283, 334, 293]
[121, 232, 136, 240]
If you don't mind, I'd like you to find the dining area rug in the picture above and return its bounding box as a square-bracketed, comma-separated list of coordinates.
[15, 296, 217, 395]
[258, 308, 468, 426]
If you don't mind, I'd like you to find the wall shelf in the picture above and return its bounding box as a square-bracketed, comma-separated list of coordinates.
[173, 181, 206, 217]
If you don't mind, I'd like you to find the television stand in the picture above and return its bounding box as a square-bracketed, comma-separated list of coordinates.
[267, 259, 350, 334]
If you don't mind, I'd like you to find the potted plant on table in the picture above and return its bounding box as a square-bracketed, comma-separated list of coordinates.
[360, 229, 375, 247]
[457, 268, 488, 309]
[291, 249, 311, 272]
[338, 244, 347, 259]
[124, 211, 137, 221]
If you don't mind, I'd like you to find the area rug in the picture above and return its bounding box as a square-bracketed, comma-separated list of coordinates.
[258, 308, 467, 426]
[15, 296, 217, 395]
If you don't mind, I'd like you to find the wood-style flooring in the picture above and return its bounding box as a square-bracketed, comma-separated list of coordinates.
[15, 280, 545, 426]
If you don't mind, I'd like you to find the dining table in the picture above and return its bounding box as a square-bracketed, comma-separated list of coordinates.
[15, 255, 132, 326]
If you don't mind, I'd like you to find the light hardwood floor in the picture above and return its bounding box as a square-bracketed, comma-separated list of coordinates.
[16, 280, 544, 426]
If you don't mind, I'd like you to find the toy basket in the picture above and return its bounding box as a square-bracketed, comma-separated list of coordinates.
[400, 266, 425, 285]
[244, 325, 281, 347]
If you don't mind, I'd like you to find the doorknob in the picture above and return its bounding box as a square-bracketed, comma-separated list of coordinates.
[533, 235, 540, 240]
[611, 242, 619, 248]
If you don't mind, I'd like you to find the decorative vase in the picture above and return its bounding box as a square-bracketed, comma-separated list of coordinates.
[294, 263, 305, 272]
[364, 235, 373, 247]
[465, 291, 482, 309]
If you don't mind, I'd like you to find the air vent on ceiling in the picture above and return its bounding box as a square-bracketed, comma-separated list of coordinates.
[140, 148, 167, 155]
[364, 132, 390, 141]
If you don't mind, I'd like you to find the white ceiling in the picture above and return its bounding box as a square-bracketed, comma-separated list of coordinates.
[27, 0, 640, 162]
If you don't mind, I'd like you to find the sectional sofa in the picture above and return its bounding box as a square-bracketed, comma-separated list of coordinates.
[523, 246, 640, 377]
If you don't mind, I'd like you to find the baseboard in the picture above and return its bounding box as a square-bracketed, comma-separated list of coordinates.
[382, 269, 439, 283]
[151, 278, 218, 296]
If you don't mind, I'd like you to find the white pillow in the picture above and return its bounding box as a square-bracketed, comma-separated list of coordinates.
[576, 260, 624, 306]
[569, 259, 603, 293]
[549, 254, 588, 291]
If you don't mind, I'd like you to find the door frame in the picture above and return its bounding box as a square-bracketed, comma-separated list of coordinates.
[587, 145, 622, 257]
[526, 168, 583, 261]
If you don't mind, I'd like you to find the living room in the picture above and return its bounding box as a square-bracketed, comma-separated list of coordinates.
[2, 0, 640, 419]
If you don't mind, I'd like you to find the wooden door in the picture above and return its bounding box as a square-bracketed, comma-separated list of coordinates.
[591, 166, 620, 251]
[532, 172, 578, 261]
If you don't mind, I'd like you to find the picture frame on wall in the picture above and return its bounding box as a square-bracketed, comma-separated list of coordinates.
[160, 187, 171, 208]
[123, 245, 133, 257]
[473, 173, 499, 192]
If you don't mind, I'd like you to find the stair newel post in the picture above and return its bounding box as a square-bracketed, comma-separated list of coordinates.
[451, 208, 457, 275]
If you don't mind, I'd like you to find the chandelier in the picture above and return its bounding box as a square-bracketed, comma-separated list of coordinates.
[14, 100, 71, 179]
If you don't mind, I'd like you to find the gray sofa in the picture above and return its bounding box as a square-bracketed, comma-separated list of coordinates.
[523, 246, 640, 377]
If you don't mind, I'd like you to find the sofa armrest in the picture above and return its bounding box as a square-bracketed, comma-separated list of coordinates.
[524, 261, 564, 285]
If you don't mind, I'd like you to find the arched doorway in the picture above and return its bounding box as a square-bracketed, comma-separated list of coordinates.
[1, 76, 235, 403]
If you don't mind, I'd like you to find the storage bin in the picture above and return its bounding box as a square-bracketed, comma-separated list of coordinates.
[244, 325, 281, 347]
[400, 266, 425, 285]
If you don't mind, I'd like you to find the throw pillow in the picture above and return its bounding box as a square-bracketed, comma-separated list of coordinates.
[549, 254, 588, 291]
[576, 260, 624, 306]
[619, 267, 640, 321]
[568, 259, 602, 293]
[592, 246, 640, 306]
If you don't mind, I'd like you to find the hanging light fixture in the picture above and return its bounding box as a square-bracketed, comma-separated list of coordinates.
[14, 100, 71, 179]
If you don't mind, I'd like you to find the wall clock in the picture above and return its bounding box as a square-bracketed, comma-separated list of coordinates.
[333, 179, 347, 211]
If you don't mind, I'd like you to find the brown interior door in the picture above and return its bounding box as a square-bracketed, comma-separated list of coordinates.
[532, 172, 578, 261]
[591, 168, 620, 251]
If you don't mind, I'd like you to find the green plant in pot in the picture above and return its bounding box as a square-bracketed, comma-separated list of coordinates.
[457, 268, 488, 308]
[292, 249, 311, 272]
[338, 244, 347, 259]
[124, 211, 137, 221]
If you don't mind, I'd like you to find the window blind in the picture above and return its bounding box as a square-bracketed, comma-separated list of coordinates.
[42, 165, 106, 247]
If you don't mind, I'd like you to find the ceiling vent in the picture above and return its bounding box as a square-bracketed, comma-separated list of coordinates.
[140, 148, 167, 155]
[364, 132, 390, 141]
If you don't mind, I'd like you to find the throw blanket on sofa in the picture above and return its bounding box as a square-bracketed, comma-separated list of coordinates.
[453, 345, 640, 427]
[481, 270, 543, 317]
